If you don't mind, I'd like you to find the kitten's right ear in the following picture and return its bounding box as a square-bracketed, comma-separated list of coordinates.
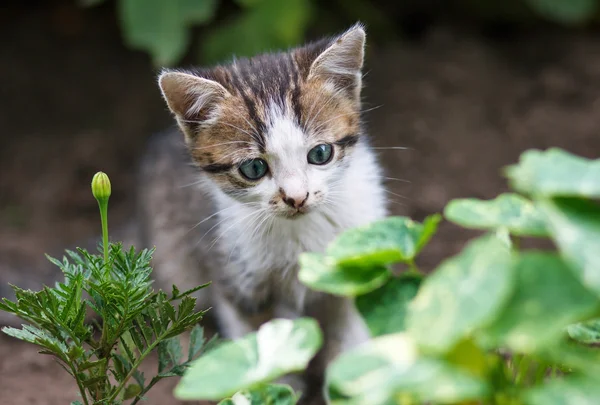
[158, 71, 229, 137]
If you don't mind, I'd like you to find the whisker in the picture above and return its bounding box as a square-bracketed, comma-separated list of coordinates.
[383, 177, 411, 184]
[371, 146, 411, 151]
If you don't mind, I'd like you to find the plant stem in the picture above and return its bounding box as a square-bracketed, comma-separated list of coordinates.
[106, 329, 172, 403]
[70, 361, 90, 405]
[98, 200, 109, 264]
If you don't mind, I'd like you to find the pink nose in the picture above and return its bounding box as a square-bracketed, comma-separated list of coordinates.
[281, 190, 309, 209]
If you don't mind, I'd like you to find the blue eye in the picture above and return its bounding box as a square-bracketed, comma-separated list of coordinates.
[307, 144, 333, 165]
[239, 158, 268, 180]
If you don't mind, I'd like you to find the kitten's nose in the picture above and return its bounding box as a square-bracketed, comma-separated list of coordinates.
[281, 189, 309, 209]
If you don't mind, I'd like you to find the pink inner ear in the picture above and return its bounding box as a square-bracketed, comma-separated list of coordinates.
[159, 72, 228, 121]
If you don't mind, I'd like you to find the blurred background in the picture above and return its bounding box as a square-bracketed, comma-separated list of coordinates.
[1, 0, 600, 403]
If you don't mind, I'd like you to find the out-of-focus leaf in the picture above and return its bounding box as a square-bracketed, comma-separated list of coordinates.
[538, 197, 600, 296]
[298, 253, 390, 297]
[482, 253, 598, 352]
[568, 319, 600, 344]
[119, 0, 218, 66]
[526, 0, 597, 25]
[407, 234, 514, 353]
[174, 318, 322, 400]
[202, 0, 312, 64]
[327, 333, 488, 405]
[327, 215, 441, 267]
[218, 384, 298, 405]
[524, 375, 600, 405]
[444, 193, 548, 237]
[356, 273, 422, 337]
[505, 148, 600, 198]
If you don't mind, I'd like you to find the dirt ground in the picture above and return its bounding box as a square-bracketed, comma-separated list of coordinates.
[2, 4, 600, 405]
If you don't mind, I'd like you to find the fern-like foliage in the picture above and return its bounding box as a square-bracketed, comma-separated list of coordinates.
[0, 242, 212, 405]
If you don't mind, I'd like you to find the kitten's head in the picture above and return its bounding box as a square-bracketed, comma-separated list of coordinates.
[158, 24, 367, 218]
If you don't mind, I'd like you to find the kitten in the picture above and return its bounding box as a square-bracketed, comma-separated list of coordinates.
[139, 23, 387, 402]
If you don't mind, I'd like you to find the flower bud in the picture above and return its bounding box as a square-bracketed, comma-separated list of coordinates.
[91, 171, 111, 202]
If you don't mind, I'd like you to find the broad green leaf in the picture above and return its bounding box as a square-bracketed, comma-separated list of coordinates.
[203, 0, 311, 64]
[444, 193, 548, 237]
[505, 148, 600, 198]
[327, 333, 488, 405]
[482, 253, 599, 352]
[407, 234, 514, 353]
[526, 0, 597, 25]
[356, 274, 422, 337]
[119, 0, 218, 66]
[218, 384, 298, 405]
[298, 253, 390, 297]
[174, 318, 322, 400]
[327, 215, 441, 268]
[568, 319, 600, 344]
[538, 197, 600, 296]
[524, 375, 600, 405]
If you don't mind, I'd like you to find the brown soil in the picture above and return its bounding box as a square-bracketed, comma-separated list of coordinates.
[2, 3, 600, 405]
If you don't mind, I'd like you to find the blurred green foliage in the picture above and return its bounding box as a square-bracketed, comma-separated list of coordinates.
[80, 0, 600, 67]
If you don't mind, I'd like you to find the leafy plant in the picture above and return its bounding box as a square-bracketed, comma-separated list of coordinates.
[170, 147, 600, 404]
[174, 317, 322, 401]
[0, 172, 211, 405]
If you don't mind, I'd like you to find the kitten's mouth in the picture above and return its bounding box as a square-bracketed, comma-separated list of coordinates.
[280, 206, 310, 219]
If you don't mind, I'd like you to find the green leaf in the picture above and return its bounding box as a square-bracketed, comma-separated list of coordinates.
[526, 0, 597, 25]
[119, 0, 218, 66]
[505, 148, 600, 198]
[218, 384, 298, 405]
[174, 318, 322, 400]
[356, 274, 422, 337]
[327, 215, 441, 267]
[327, 333, 488, 405]
[482, 253, 599, 352]
[444, 193, 548, 237]
[202, 0, 311, 64]
[123, 383, 142, 400]
[158, 337, 183, 373]
[537, 197, 600, 296]
[298, 253, 390, 297]
[524, 375, 600, 405]
[568, 318, 600, 344]
[407, 234, 514, 353]
[188, 324, 205, 361]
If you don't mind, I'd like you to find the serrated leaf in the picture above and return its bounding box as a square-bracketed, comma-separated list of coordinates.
[526, 0, 597, 25]
[327, 333, 488, 405]
[327, 215, 441, 267]
[174, 318, 322, 400]
[445, 193, 548, 237]
[356, 274, 422, 337]
[218, 384, 298, 405]
[482, 253, 598, 352]
[158, 337, 183, 373]
[298, 253, 390, 297]
[537, 197, 600, 296]
[505, 148, 600, 198]
[188, 325, 205, 361]
[202, 0, 311, 64]
[407, 234, 514, 353]
[568, 318, 600, 344]
[524, 375, 600, 405]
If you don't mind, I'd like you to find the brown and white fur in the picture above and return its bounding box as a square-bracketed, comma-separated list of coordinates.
[139, 23, 387, 402]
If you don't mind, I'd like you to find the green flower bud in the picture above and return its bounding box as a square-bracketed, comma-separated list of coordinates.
[92, 171, 111, 202]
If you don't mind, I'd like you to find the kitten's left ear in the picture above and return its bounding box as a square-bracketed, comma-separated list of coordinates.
[308, 24, 366, 100]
